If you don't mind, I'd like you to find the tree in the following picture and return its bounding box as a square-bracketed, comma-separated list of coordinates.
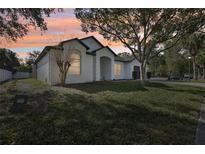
[16, 64, 31, 72]
[27, 51, 41, 65]
[196, 50, 205, 79]
[26, 50, 41, 67]
[0, 8, 56, 42]
[118, 52, 132, 57]
[53, 47, 75, 86]
[75, 8, 205, 81]
[149, 54, 167, 77]
[21, 51, 41, 72]
[164, 48, 189, 77]
[0, 48, 20, 71]
[180, 32, 205, 80]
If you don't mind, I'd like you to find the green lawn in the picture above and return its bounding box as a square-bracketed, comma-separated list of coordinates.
[190, 79, 205, 83]
[0, 79, 205, 144]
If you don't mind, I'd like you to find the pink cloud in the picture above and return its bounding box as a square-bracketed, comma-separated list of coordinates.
[16, 52, 29, 58]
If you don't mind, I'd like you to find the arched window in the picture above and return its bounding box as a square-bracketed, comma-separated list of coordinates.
[69, 51, 81, 75]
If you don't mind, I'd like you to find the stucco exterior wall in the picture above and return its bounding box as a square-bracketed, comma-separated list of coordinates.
[123, 59, 141, 79]
[37, 51, 50, 84]
[95, 48, 115, 81]
[49, 40, 94, 85]
[114, 61, 125, 80]
[36, 37, 146, 85]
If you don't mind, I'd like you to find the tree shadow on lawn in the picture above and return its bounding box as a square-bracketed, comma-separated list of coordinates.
[68, 80, 204, 97]
[145, 82, 205, 97]
[0, 91, 199, 145]
[66, 81, 171, 94]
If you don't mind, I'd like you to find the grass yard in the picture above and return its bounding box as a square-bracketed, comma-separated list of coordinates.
[191, 79, 205, 83]
[0, 79, 205, 144]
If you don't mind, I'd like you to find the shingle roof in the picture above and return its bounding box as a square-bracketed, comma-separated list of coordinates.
[59, 38, 90, 49]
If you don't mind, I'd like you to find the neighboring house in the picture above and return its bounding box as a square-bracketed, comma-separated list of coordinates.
[34, 36, 147, 85]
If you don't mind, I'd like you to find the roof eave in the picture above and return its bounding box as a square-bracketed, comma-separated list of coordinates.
[59, 38, 90, 50]
[34, 46, 63, 64]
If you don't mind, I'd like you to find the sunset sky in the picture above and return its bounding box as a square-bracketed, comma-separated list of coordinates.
[2, 9, 129, 59]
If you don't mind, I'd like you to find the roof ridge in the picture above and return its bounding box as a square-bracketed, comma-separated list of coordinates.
[59, 38, 89, 49]
[80, 36, 104, 48]
[80, 36, 94, 40]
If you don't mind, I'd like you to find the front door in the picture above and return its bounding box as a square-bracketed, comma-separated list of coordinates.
[133, 66, 140, 79]
[100, 57, 112, 80]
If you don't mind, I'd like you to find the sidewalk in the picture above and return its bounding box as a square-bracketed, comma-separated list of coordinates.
[150, 79, 205, 88]
[195, 99, 205, 144]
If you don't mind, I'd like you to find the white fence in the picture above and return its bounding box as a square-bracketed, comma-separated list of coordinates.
[0, 69, 12, 82]
[13, 72, 31, 79]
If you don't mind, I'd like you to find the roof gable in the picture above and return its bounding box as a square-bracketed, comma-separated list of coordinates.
[80, 36, 104, 52]
[59, 38, 90, 50]
[92, 46, 117, 56]
[35, 45, 63, 64]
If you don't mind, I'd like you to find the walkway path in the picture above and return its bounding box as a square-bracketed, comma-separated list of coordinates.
[195, 99, 205, 144]
[150, 79, 205, 88]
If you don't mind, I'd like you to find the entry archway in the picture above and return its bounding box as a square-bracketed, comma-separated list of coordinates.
[100, 56, 112, 80]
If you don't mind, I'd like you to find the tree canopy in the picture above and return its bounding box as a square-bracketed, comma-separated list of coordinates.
[0, 8, 56, 42]
[26, 50, 41, 65]
[196, 50, 205, 67]
[75, 8, 205, 81]
[179, 32, 205, 79]
[0, 48, 20, 71]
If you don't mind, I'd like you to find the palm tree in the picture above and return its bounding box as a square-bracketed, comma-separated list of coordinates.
[196, 50, 205, 79]
[180, 32, 205, 80]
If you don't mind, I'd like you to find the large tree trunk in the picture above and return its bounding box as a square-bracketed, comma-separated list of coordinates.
[59, 72, 64, 86]
[59, 71, 67, 87]
[203, 64, 205, 79]
[192, 56, 198, 80]
[140, 61, 146, 83]
[197, 67, 200, 79]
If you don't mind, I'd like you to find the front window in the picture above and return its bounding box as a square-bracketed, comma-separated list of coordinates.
[69, 52, 81, 75]
[114, 63, 122, 76]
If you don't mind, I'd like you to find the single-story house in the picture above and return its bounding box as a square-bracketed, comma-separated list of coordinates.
[34, 36, 147, 85]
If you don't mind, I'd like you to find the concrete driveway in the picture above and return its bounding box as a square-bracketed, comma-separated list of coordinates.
[149, 79, 205, 88]
[195, 101, 205, 145]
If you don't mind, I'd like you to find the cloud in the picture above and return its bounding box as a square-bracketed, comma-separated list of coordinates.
[16, 52, 29, 58]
